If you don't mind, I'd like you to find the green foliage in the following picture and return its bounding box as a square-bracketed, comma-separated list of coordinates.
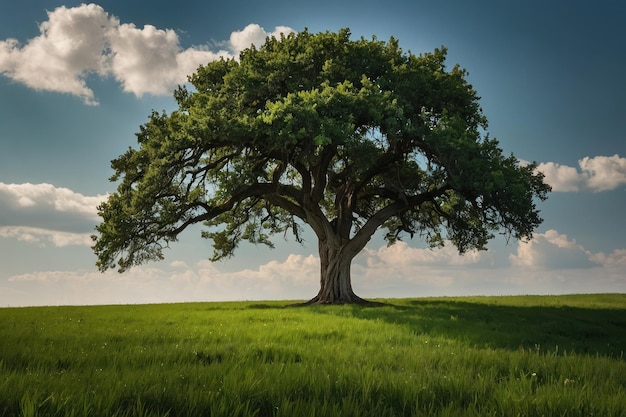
[1, 295, 625, 416]
[93, 28, 549, 278]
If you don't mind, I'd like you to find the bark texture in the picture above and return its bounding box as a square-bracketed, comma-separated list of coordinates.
[300, 238, 370, 305]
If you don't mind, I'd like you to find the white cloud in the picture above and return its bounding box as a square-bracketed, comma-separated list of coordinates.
[168, 254, 319, 295]
[588, 249, 626, 267]
[369, 241, 484, 268]
[0, 4, 294, 104]
[229, 24, 295, 55]
[352, 241, 490, 293]
[256, 254, 318, 283]
[0, 4, 115, 105]
[510, 229, 600, 269]
[534, 161, 582, 192]
[105, 23, 228, 97]
[0, 182, 106, 218]
[169, 260, 189, 269]
[534, 154, 626, 192]
[578, 154, 626, 192]
[0, 182, 107, 246]
[0, 226, 92, 247]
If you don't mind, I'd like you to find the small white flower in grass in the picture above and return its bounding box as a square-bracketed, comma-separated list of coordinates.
[530, 372, 538, 394]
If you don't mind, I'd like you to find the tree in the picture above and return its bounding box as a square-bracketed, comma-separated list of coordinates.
[92, 29, 550, 304]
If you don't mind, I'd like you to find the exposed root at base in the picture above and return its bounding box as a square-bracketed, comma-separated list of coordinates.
[289, 295, 386, 307]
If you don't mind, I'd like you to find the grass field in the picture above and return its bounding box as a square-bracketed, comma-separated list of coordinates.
[1, 294, 625, 416]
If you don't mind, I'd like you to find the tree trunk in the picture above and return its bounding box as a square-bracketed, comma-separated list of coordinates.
[297, 180, 386, 305]
[303, 238, 370, 305]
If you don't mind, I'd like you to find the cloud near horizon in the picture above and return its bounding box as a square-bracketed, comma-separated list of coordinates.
[0, 4, 294, 104]
[4, 233, 625, 307]
[509, 229, 626, 269]
[364, 241, 486, 268]
[533, 154, 626, 192]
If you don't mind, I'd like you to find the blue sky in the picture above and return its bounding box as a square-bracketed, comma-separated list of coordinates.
[1, 1, 625, 306]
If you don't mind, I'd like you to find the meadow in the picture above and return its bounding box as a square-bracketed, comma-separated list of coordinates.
[1, 294, 625, 416]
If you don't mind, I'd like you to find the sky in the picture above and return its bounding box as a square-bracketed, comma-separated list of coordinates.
[1, 0, 625, 307]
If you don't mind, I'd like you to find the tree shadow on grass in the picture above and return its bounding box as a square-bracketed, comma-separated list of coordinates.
[245, 303, 285, 309]
[342, 299, 626, 357]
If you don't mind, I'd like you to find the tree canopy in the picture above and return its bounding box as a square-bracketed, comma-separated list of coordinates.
[93, 28, 550, 304]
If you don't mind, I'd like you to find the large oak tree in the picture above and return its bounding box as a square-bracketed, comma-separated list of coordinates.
[93, 29, 550, 304]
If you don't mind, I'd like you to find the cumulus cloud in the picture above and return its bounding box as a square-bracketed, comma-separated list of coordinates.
[0, 226, 92, 247]
[533, 161, 581, 192]
[0, 4, 294, 104]
[503, 230, 626, 292]
[168, 255, 319, 295]
[510, 229, 604, 269]
[105, 22, 227, 97]
[229, 24, 294, 55]
[578, 155, 626, 192]
[587, 249, 626, 267]
[0, 182, 107, 247]
[534, 154, 626, 192]
[0, 4, 113, 105]
[347, 241, 491, 293]
[369, 241, 484, 268]
[0, 182, 106, 217]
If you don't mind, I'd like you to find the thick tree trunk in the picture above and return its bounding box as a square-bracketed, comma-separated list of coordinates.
[303, 239, 370, 305]
[298, 180, 390, 305]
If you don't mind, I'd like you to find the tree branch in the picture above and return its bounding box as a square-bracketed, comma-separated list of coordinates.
[167, 182, 279, 236]
[347, 184, 450, 255]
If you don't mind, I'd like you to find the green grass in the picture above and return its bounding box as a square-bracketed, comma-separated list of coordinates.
[1, 294, 625, 416]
